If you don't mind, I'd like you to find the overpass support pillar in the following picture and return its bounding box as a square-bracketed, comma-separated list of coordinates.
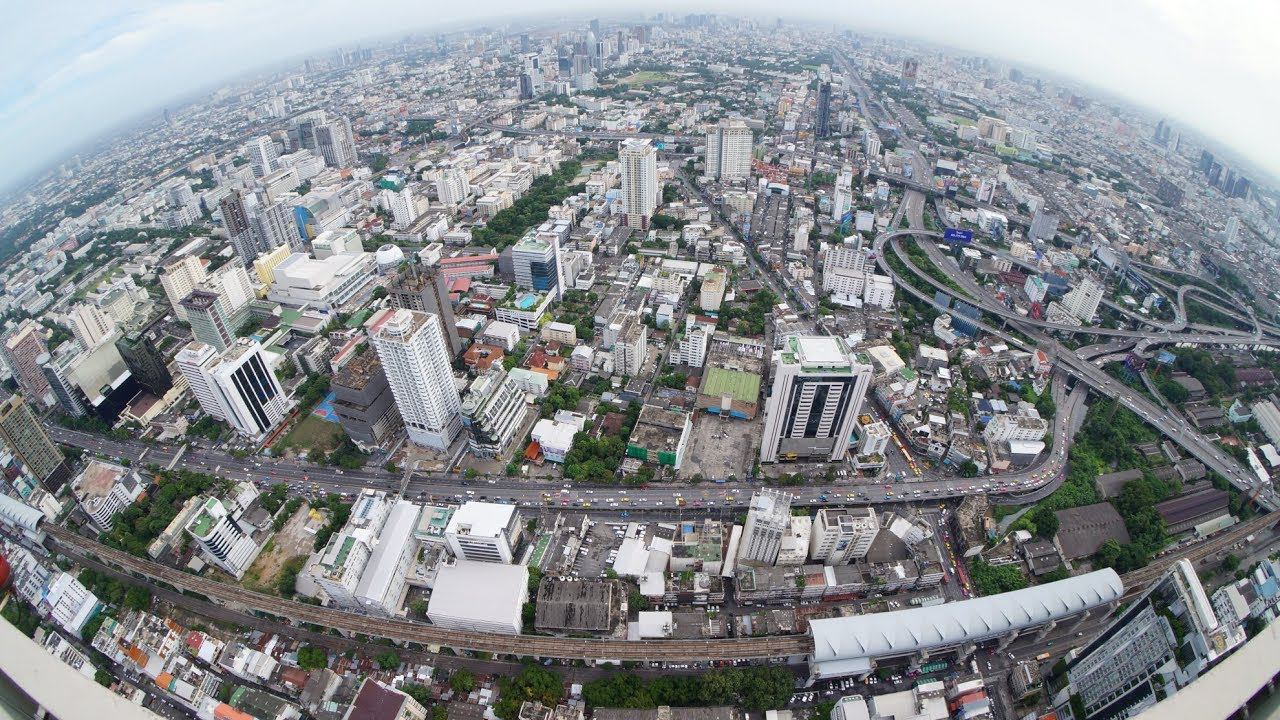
[1036, 620, 1058, 642]
[909, 650, 930, 672]
[997, 629, 1021, 653]
[1069, 610, 1092, 633]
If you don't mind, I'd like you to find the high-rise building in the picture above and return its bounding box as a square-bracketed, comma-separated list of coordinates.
[252, 199, 303, 253]
[1224, 216, 1240, 245]
[185, 496, 261, 579]
[760, 336, 873, 463]
[160, 255, 207, 321]
[115, 329, 173, 396]
[1061, 277, 1104, 323]
[175, 339, 291, 440]
[1061, 559, 1245, 720]
[331, 351, 403, 451]
[219, 190, 257, 263]
[435, 168, 469, 206]
[181, 290, 235, 351]
[245, 135, 279, 178]
[367, 308, 462, 450]
[459, 366, 527, 459]
[815, 81, 832, 139]
[444, 501, 523, 563]
[611, 310, 648, 377]
[67, 303, 117, 349]
[387, 262, 461, 357]
[619, 139, 659, 229]
[810, 507, 879, 564]
[1155, 177, 1184, 207]
[380, 188, 419, 229]
[315, 117, 357, 168]
[1029, 208, 1059, 241]
[2, 320, 52, 405]
[704, 119, 753, 181]
[832, 167, 854, 221]
[70, 459, 144, 532]
[512, 235, 562, 295]
[738, 489, 793, 566]
[0, 395, 70, 491]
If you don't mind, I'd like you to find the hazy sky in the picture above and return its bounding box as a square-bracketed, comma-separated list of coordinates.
[3, 0, 1278, 193]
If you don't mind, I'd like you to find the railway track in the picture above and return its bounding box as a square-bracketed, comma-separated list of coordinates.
[1118, 512, 1276, 594]
[43, 525, 814, 661]
[39, 505, 1274, 661]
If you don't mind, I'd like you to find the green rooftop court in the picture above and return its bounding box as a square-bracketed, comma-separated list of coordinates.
[700, 366, 761, 403]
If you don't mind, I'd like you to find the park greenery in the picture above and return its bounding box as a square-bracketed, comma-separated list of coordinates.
[582, 667, 795, 710]
[473, 161, 583, 250]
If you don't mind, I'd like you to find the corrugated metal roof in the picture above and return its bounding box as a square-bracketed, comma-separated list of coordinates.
[810, 570, 1123, 672]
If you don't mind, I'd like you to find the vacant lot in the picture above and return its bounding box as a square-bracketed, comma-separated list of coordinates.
[241, 503, 315, 595]
[275, 414, 344, 457]
[679, 413, 760, 481]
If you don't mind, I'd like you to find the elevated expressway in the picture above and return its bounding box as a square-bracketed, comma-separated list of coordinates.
[874, 222, 1279, 511]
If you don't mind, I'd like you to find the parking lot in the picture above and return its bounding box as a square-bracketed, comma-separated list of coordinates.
[679, 413, 760, 481]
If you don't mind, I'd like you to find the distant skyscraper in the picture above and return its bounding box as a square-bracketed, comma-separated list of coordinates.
[160, 255, 207, 321]
[512, 235, 562, 295]
[832, 167, 854, 221]
[619, 139, 659, 229]
[252, 199, 303, 253]
[67, 303, 117, 349]
[760, 336, 873, 463]
[219, 191, 257, 263]
[738, 489, 793, 566]
[380, 188, 419, 229]
[0, 394, 70, 491]
[387, 261, 462, 357]
[367, 308, 462, 450]
[180, 290, 235, 352]
[434, 169, 469, 206]
[245, 135, 279, 177]
[815, 81, 832, 139]
[2, 320, 52, 406]
[704, 119, 753, 181]
[315, 117, 357, 168]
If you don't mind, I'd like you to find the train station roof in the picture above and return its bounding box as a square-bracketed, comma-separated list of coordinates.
[809, 569, 1124, 679]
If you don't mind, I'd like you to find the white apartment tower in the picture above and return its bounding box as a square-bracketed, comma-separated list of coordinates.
[435, 169, 469, 206]
[160, 255, 207, 321]
[367, 308, 462, 450]
[246, 135, 279, 178]
[760, 336, 873, 463]
[832, 167, 854, 221]
[810, 507, 879, 564]
[381, 188, 419, 229]
[738, 489, 793, 566]
[704, 119, 753, 181]
[1061, 277, 1104, 323]
[67, 303, 117, 349]
[620, 138, 659, 229]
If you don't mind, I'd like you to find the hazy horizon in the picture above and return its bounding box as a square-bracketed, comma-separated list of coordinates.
[3, 0, 1279, 195]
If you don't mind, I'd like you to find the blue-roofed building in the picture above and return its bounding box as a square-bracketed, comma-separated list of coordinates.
[952, 302, 980, 337]
[1155, 350, 1177, 365]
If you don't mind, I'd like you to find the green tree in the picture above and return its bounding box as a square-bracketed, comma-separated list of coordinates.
[375, 651, 401, 671]
[297, 645, 328, 670]
[450, 668, 476, 695]
[95, 669, 115, 687]
[123, 586, 152, 611]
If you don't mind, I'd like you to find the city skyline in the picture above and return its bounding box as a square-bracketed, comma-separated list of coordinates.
[2, 1, 1280, 195]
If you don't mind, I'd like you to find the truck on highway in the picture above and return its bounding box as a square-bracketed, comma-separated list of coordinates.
[1035, 652, 1052, 662]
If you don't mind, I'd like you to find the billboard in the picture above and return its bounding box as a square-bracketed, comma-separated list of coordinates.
[943, 227, 973, 243]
